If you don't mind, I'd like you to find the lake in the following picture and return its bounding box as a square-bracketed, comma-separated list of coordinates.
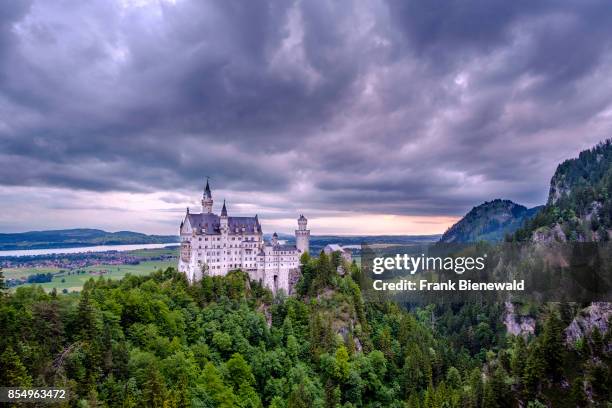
[0, 243, 180, 257]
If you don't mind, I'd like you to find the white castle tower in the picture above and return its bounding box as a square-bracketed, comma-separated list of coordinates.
[202, 179, 213, 213]
[295, 214, 310, 254]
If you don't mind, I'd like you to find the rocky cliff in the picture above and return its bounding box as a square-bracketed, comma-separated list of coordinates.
[513, 139, 612, 243]
[565, 302, 612, 348]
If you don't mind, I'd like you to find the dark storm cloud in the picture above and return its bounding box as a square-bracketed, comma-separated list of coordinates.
[1, 0, 612, 219]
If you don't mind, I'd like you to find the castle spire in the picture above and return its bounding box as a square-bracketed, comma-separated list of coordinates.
[221, 200, 227, 217]
[202, 178, 213, 213]
[204, 179, 211, 198]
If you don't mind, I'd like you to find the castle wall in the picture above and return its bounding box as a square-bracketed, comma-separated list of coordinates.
[179, 225, 300, 293]
[181, 231, 262, 275]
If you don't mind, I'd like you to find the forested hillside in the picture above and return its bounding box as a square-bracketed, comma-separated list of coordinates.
[1, 254, 609, 407]
[0, 229, 178, 250]
[513, 139, 612, 242]
[440, 199, 542, 243]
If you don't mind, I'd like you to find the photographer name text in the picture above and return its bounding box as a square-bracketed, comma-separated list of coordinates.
[372, 279, 525, 291]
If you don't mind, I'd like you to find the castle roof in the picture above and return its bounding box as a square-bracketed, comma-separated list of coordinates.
[221, 200, 227, 216]
[204, 179, 212, 198]
[265, 243, 298, 252]
[275, 244, 298, 251]
[186, 212, 260, 234]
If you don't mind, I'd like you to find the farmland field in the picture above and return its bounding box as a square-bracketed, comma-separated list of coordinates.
[15, 260, 176, 293]
[3, 267, 63, 279]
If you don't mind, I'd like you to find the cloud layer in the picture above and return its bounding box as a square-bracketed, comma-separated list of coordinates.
[1, 0, 612, 233]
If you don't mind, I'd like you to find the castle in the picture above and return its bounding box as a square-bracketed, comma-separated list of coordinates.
[178, 180, 310, 293]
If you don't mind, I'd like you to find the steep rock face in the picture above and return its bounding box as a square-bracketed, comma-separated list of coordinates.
[532, 224, 567, 243]
[440, 199, 542, 243]
[503, 302, 536, 337]
[565, 302, 612, 347]
[548, 169, 573, 206]
[519, 139, 612, 243]
[548, 142, 612, 207]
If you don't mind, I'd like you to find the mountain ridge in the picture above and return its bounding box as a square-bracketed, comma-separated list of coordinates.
[0, 228, 178, 250]
[440, 199, 543, 243]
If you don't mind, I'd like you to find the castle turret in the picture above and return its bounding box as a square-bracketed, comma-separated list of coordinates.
[220, 200, 228, 231]
[295, 214, 310, 254]
[202, 179, 213, 213]
[272, 232, 278, 246]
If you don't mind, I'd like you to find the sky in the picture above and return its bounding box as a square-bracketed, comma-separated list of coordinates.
[1, 0, 612, 235]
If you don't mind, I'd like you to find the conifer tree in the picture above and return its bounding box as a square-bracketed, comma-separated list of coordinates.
[407, 391, 422, 408]
[333, 345, 350, 383]
[482, 380, 498, 408]
[467, 367, 483, 408]
[174, 376, 192, 408]
[0, 268, 7, 299]
[487, 367, 510, 408]
[77, 289, 97, 341]
[226, 353, 256, 391]
[590, 326, 604, 357]
[446, 366, 461, 390]
[510, 336, 527, 381]
[403, 345, 432, 397]
[522, 343, 545, 401]
[143, 365, 167, 408]
[316, 251, 334, 290]
[540, 311, 564, 382]
[201, 362, 236, 408]
[569, 376, 587, 407]
[423, 383, 437, 408]
[0, 345, 32, 387]
[122, 377, 140, 408]
[288, 383, 312, 408]
[32, 300, 64, 355]
[324, 380, 340, 408]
